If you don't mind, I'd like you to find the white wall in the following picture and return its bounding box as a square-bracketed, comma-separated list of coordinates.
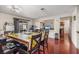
[54, 18, 60, 34]
[71, 17, 77, 47]
[64, 19, 70, 33]
[54, 18, 60, 39]
[0, 13, 32, 32]
[71, 6, 77, 48]
[0, 13, 14, 31]
[77, 6, 79, 48]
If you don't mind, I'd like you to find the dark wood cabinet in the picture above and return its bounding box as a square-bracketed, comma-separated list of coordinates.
[60, 22, 64, 38]
[60, 28, 64, 37]
[14, 18, 28, 33]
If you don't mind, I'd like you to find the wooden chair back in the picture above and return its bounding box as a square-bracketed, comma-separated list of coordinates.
[30, 33, 42, 53]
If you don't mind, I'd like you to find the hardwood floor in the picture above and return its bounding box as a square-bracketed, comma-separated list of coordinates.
[44, 33, 79, 54]
[0, 33, 79, 54]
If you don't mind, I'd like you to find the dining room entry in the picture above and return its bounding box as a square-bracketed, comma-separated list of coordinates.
[60, 17, 71, 39]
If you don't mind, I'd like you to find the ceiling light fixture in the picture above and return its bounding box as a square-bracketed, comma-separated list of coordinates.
[40, 8, 48, 17]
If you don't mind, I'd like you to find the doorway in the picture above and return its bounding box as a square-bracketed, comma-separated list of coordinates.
[60, 17, 71, 39]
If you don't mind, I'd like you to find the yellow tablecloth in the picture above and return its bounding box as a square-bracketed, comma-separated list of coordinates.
[7, 32, 40, 49]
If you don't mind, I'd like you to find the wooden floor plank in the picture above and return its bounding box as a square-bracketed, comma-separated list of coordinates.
[43, 34, 79, 54]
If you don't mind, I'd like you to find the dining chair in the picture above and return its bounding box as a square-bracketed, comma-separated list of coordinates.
[40, 30, 49, 54]
[29, 33, 42, 54]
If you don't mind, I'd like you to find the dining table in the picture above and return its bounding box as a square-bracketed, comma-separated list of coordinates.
[6, 32, 41, 51]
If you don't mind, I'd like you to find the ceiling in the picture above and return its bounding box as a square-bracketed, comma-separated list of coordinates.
[0, 5, 75, 19]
